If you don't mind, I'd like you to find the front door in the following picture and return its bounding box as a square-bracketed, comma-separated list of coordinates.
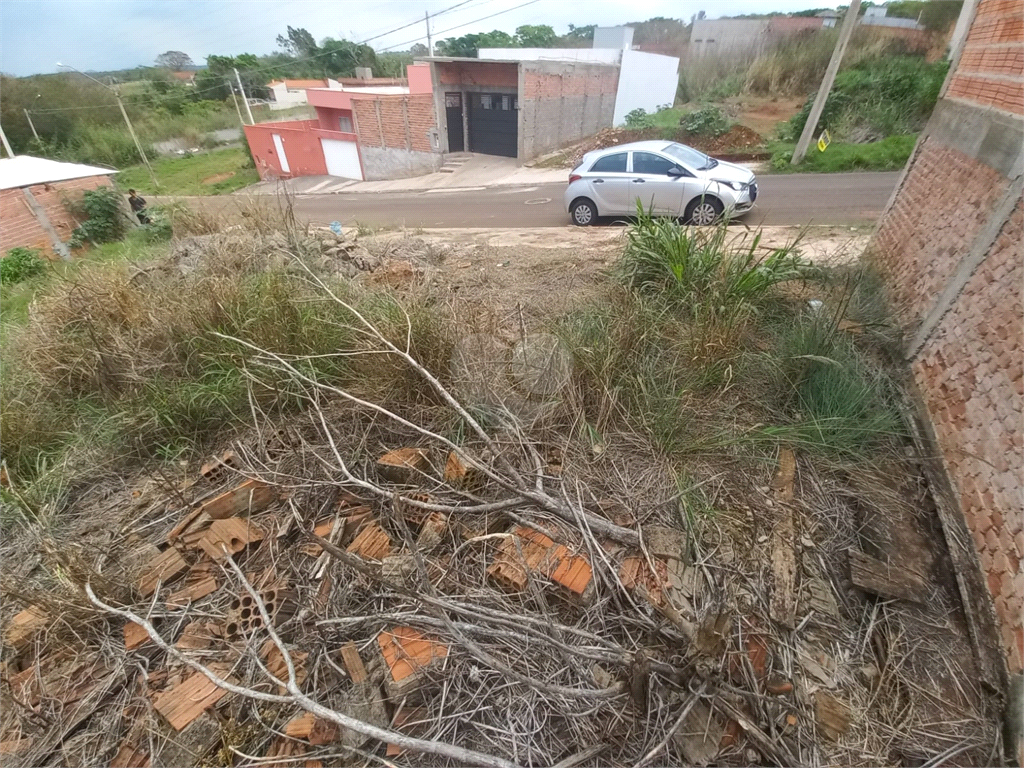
[468, 92, 518, 158]
[272, 134, 290, 174]
[445, 93, 464, 153]
[628, 151, 687, 215]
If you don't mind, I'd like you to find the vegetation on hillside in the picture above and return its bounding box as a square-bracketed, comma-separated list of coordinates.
[116, 146, 259, 196]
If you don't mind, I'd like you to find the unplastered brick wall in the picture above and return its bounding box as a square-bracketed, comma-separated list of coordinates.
[871, 138, 1009, 329]
[911, 202, 1023, 672]
[0, 175, 112, 257]
[946, 0, 1024, 114]
[437, 62, 518, 88]
[520, 61, 619, 160]
[353, 94, 436, 152]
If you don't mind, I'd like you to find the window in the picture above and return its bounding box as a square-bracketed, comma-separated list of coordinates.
[590, 153, 628, 173]
[338, 116, 353, 133]
[445, 93, 461, 108]
[663, 142, 713, 171]
[480, 94, 493, 110]
[501, 95, 512, 110]
[632, 152, 678, 175]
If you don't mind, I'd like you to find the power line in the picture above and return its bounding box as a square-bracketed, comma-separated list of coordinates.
[379, 0, 542, 52]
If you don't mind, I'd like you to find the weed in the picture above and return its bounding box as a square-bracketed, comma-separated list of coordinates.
[680, 105, 730, 138]
[68, 186, 128, 248]
[770, 135, 916, 173]
[1, 247, 47, 285]
[624, 108, 655, 129]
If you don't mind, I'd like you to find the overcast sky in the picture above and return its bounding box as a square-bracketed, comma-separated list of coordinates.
[1, 0, 831, 77]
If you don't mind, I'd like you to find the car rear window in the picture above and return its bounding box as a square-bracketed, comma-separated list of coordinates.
[590, 153, 627, 173]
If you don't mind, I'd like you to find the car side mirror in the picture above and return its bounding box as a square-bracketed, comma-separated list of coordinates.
[666, 167, 684, 177]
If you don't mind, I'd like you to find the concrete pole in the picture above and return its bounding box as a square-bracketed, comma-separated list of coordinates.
[229, 81, 246, 128]
[24, 109, 39, 141]
[0, 121, 14, 156]
[792, 0, 861, 166]
[426, 11, 433, 56]
[116, 92, 159, 188]
[235, 68, 255, 124]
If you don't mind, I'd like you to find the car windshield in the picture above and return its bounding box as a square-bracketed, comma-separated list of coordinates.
[663, 142, 716, 171]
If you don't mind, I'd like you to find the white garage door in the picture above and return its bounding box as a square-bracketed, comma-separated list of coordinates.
[321, 139, 363, 180]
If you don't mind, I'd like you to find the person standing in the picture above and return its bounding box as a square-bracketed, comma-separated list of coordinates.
[128, 189, 150, 224]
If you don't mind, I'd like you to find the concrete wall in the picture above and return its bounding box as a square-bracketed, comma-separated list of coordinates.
[593, 26, 634, 50]
[269, 82, 315, 110]
[0, 175, 113, 257]
[613, 50, 680, 125]
[519, 60, 619, 160]
[690, 18, 769, 56]
[352, 93, 440, 180]
[244, 120, 327, 179]
[869, 0, 1023, 683]
[479, 48, 622, 63]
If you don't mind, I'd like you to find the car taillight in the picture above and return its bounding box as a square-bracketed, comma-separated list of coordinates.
[569, 174, 582, 183]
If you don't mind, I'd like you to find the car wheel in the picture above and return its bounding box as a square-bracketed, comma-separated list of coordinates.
[570, 198, 597, 226]
[686, 196, 723, 226]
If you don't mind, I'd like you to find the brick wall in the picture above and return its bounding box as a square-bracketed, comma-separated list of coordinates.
[0, 175, 112, 258]
[436, 62, 518, 88]
[519, 61, 619, 160]
[352, 93, 439, 180]
[869, 0, 1023, 677]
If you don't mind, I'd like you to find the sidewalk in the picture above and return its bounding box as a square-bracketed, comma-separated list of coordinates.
[237, 154, 568, 196]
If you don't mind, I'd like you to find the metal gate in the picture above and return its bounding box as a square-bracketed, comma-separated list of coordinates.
[445, 93, 464, 153]
[468, 92, 518, 158]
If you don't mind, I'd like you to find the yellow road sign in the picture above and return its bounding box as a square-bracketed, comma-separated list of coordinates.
[817, 129, 831, 152]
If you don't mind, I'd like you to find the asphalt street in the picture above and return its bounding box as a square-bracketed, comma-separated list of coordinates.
[283, 171, 900, 229]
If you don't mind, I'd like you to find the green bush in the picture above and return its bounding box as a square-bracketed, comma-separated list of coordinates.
[771, 149, 793, 170]
[680, 105, 730, 137]
[69, 186, 128, 248]
[1, 247, 47, 285]
[625, 108, 655, 129]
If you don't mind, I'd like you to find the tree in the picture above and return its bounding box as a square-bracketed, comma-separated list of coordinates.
[514, 24, 557, 47]
[410, 43, 429, 57]
[276, 26, 319, 58]
[436, 30, 515, 57]
[155, 51, 193, 71]
[319, 38, 377, 78]
[565, 24, 596, 41]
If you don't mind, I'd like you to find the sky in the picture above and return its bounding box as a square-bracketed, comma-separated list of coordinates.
[1, 0, 831, 77]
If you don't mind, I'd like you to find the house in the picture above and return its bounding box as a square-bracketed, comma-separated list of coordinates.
[242, 45, 678, 182]
[689, 16, 828, 57]
[861, 5, 925, 29]
[267, 76, 408, 110]
[816, 10, 841, 28]
[0, 155, 117, 259]
[169, 70, 196, 86]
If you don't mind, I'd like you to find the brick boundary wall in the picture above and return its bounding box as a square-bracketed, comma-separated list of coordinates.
[0, 175, 112, 258]
[352, 94, 440, 180]
[869, 0, 1023, 686]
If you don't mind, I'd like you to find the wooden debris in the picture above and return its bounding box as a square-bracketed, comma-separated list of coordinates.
[347, 522, 391, 561]
[124, 621, 150, 651]
[340, 642, 368, 683]
[377, 447, 432, 483]
[138, 548, 189, 597]
[199, 478, 277, 520]
[166, 562, 218, 607]
[377, 626, 449, 697]
[770, 503, 797, 629]
[488, 526, 593, 602]
[803, 576, 841, 620]
[197, 517, 264, 561]
[815, 691, 852, 741]
[4, 605, 48, 650]
[672, 700, 725, 767]
[152, 669, 231, 731]
[771, 447, 797, 501]
[848, 549, 928, 602]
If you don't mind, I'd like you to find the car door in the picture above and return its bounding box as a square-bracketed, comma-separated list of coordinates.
[628, 151, 688, 215]
[585, 152, 632, 215]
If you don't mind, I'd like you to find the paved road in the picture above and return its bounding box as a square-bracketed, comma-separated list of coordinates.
[194, 171, 900, 229]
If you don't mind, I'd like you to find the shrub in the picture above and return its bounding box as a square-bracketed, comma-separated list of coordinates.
[69, 186, 128, 248]
[625, 108, 654, 129]
[1, 247, 47, 285]
[771, 149, 793, 170]
[680, 105, 730, 137]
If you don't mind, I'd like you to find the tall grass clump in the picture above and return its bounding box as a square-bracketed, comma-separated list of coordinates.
[560, 213, 904, 463]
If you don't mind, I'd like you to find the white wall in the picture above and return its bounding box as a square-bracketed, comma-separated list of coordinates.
[592, 26, 634, 50]
[479, 48, 622, 63]
[269, 83, 311, 110]
[613, 50, 679, 126]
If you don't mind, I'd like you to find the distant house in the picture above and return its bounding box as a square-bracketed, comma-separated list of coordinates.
[0, 156, 117, 259]
[266, 76, 407, 111]
[862, 5, 926, 29]
[169, 71, 196, 86]
[690, 16, 828, 57]
[816, 10, 841, 28]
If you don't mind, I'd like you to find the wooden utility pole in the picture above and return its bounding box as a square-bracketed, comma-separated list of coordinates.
[792, 0, 861, 166]
[235, 68, 255, 124]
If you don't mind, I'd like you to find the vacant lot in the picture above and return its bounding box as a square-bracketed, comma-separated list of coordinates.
[117, 146, 259, 196]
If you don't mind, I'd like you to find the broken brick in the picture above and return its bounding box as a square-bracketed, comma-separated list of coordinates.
[261, 640, 308, 693]
[443, 451, 482, 490]
[4, 605, 48, 650]
[377, 448, 432, 483]
[620, 556, 670, 607]
[166, 562, 218, 608]
[110, 741, 149, 768]
[124, 621, 151, 651]
[152, 669, 231, 731]
[197, 517, 264, 561]
[386, 706, 429, 757]
[377, 626, 448, 696]
[138, 548, 189, 597]
[416, 512, 448, 551]
[175, 622, 217, 651]
[340, 641, 368, 684]
[199, 479, 277, 520]
[346, 522, 391, 561]
[200, 450, 238, 483]
[488, 526, 593, 601]
[285, 712, 316, 739]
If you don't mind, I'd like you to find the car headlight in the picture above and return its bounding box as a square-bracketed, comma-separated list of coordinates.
[715, 180, 746, 191]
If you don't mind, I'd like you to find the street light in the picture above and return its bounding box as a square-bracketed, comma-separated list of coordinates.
[56, 62, 158, 187]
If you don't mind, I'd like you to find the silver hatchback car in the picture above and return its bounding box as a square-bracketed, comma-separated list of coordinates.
[564, 140, 757, 226]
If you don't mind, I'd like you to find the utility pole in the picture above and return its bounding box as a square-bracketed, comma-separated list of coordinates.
[228, 81, 246, 128]
[234, 68, 255, 124]
[426, 11, 433, 56]
[791, 0, 861, 166]
[0, 121, 14, 156]
[24, 109, 39, 141]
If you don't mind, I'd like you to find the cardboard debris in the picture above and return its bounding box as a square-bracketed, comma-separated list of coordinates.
[488, 525, 593, 601]
[848, 548, 928, 603]
[138, 548, 189, 597]
[152, 669, 232, 731]
[377, 447, 432, 483]
[377, 626, 449, 697]
[197, 517, 265, 561]
[199, 478, 277, 520]
[815, 691, 852, 741]
[4, 605, 48, 650]
[166, 562, 218, 607]
[347, 522, 391, 560]
[124, 621, 150, 651]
